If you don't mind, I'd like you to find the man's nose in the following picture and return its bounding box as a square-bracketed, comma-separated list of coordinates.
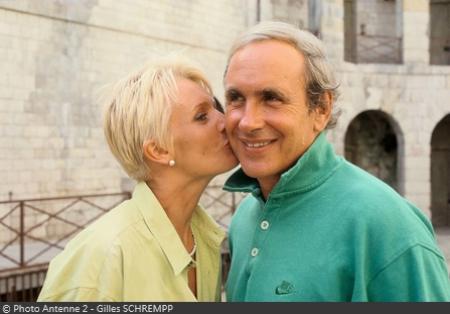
[238, 101, 264, 133]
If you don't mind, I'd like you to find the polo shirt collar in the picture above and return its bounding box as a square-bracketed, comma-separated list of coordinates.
[224, 131, 342, 197]
[131, 182, 192, 276]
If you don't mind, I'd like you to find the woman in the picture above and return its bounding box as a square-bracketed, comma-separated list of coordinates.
[37, 58, 238, 301]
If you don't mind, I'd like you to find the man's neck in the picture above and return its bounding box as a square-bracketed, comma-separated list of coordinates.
[258, 175, 281, 201]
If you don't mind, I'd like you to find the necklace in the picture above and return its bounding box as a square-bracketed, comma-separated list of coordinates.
[188, 234, 197, 257]
[188, 234, 197, 268]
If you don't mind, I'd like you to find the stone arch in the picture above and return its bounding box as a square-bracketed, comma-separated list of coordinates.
[344, 110, 404, 193]
[431, 114, 450, 227]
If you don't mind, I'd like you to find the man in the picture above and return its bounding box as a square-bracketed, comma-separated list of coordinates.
[223, 21, 450, 301]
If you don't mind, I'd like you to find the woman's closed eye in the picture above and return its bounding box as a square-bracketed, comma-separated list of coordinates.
[194, 112, 208, 122]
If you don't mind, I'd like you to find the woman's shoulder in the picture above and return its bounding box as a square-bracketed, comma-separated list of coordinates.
[75, 199, 141, 241]
[39, 199, 152, 298]
[52, 198, 148, 266]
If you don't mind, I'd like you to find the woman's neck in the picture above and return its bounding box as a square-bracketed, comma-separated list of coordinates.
[146, 175, 210, 245]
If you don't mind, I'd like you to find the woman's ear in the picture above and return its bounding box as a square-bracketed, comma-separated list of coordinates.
[143, 140, 172, 166]
[313, 92, 332, 132]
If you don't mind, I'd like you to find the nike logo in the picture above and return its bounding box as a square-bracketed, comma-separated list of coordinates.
[275, 280, 296, 295]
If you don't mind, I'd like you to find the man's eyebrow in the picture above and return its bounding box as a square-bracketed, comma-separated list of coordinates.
[225, 87, 241, 95]
[258, 88, 288, 100]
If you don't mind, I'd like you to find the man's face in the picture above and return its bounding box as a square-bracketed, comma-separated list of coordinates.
[225, 40, 328, 188]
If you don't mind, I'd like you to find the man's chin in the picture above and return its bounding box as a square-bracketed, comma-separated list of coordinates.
[239, 165, 267, 179]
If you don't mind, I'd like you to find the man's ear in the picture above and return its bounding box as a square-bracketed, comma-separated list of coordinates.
[313, 92, 332, 132]
[143, 139, 172, 166]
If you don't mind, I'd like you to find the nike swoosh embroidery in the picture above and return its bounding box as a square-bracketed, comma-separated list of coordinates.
[275, 280, 296, 295]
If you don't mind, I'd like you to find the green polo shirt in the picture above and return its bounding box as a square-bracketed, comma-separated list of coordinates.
[224, 132, 450, 302]
[38, 182, 225, 301]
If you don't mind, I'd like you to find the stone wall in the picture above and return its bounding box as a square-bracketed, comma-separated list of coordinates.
[259, 0, 308, 28]
[0, 0, 247, 201]
[0, 0, 249, 248]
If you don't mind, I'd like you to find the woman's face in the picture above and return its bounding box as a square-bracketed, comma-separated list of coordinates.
[169, 78, 238, 179]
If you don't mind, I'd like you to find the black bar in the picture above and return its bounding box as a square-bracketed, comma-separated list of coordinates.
[0, 302, 449, 314]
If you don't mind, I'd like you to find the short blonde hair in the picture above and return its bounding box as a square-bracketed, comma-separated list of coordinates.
[225, 21, 340, 129]
[102, 58, 213, 181]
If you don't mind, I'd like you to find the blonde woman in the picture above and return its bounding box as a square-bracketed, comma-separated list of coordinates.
[38, 58, 238, 301]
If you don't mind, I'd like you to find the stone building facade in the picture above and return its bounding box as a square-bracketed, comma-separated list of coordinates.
[0, 0, 449, 259]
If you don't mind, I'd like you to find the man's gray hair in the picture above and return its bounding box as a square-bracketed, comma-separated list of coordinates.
[225, 21, 340, 129]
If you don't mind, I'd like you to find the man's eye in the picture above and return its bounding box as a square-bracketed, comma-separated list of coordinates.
[226, 92, 245, 104]
[263, 92, 281, 102]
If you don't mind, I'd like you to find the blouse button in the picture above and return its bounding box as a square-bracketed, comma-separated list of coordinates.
[251, 248, 259, 257]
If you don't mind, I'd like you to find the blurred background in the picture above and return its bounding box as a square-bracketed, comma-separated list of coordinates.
[0, 0, 449, 301]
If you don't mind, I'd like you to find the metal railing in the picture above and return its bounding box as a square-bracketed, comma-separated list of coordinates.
[0, 186, 243, 301]
[0, 192, 131, 273]
[0, 267, 47, 301]
[200, 185, 241, 229]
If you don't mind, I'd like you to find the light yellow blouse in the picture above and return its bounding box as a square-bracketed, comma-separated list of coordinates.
[38, 182, 225, 301]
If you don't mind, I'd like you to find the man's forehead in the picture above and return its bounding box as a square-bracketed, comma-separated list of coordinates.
[226, 41, 305, 78]
[229, 40, 303, 64]
[225, 41, 305, 91]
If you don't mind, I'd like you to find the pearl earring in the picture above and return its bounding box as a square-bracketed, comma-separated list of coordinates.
[169, 160, 175, 167]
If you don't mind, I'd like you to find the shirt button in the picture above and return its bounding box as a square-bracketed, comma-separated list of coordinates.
[260, 220, 269, 230]
[251, 248, 259, 257]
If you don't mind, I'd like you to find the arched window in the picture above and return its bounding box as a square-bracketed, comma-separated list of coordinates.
[431, 114, 450, 227]
[345, 110, 402, 191]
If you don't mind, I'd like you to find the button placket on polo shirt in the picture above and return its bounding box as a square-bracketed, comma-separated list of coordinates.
[249, 198, 278, 261]
[250, 247, 259, 257]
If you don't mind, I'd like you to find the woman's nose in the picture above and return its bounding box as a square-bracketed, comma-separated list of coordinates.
[216, 112, 226, 133]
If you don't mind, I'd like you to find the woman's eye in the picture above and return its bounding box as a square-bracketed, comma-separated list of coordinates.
[194, 113, 208, 121]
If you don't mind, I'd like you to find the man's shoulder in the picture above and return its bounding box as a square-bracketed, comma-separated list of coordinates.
[331, 160, 405, 205]
[337, 159, 392, 185]
[332, 161, 439, 245]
